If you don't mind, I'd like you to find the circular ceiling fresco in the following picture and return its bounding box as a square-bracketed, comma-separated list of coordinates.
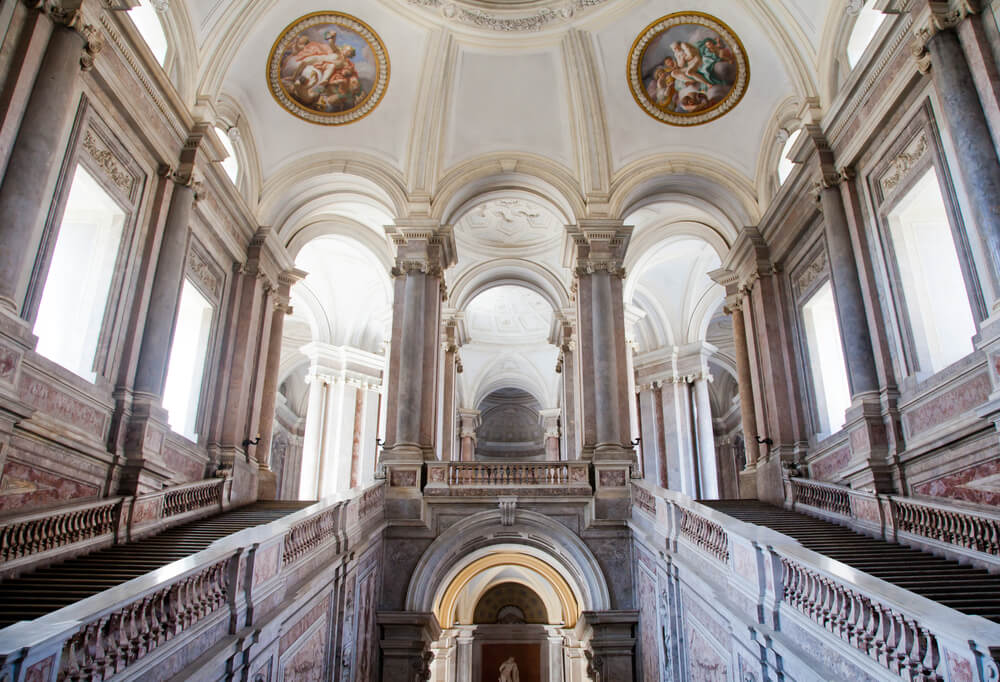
[627, 12, 749, 126]
[267, 12, 389, 125]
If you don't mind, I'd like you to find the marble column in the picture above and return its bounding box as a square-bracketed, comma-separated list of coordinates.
[440, 316, 462, 462]
[120, 129, 208, 495]
[817, 176, 880, 399]
[255, 269, 304, 499]
[0, 2, 94, 315]
[651, 384, 669, 488]
[298, 370, 327, 500]
[915, 1, 1000, 303]
[567, 221, 634, 517]
[728, 297, 760, 469]
[455, 631, 473, 682]
[540, 408, 562, 461]
[693, 375, 720, 500]
[555, 319, 579, 460]
[380, 221, 454, 507]
[458, 409, 479, 461]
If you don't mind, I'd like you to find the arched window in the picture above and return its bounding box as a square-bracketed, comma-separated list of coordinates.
[216, 126, 240, 184]
[777, 128, 802, 185]
[846, 0, 887, 68]
[128, 0, 168, 65]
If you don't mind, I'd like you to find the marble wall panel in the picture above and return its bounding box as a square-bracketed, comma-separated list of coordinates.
[355, 565, 379, 682]
[23, 654, 54, 682]
[280, 595, 331, 655]
[903, 373, 990, 437]
[809, 445, 850, 482]
[637, 566, 658, 682]
[280, 622, 326, 682]
[685, 625, 728, 682]
[912, 456, 1000, 506]
[18, 373, 108, 439]
[163, 443, 206, 483]
[252, 543, 281, 588]
[0, 456, 99, 511]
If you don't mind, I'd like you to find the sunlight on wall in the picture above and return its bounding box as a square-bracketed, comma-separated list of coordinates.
[34, 166, 125, 382]
[163, 279, 214, 440]
[777, 129, 802, 185]
[888, 168, 976, 374]
[802, 282, 851, 436]
[847, 0, 887, 68]
[129, 0, 168, 65]
[216, 126, 239, 184]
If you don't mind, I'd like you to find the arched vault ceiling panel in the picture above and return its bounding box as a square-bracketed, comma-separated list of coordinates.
[219, 0, 428, 178]
[593, 0, 796, 178]
[444, 48, 574, 170]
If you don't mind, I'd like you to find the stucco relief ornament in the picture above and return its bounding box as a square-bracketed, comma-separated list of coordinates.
[267, 12, 389, 125]
[628, 12, 749, 126]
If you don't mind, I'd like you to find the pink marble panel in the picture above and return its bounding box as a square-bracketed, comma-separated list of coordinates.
[913, 457, 1000, 507]
[0, 344, 19, 383]
[163, 445, 205, 483]
[131, 497, 162, 525]
[903, 373, 990, 436]
[280, 595, 331, 655]
[0, 460, 99, 511]
[599, 470, 626, 487]
[355, 568, 379, 682]
[428, 465, 446, 483]
[733, 544, 756, 583]
[24, 655, 54, 682]
[851, 497, 880, 524]
[18, 374, 107, 438]
[281, 622, 326, 682]
[638, 569, 658, 682]
[686, 626, 727, 682]
[946, 649, 974, 682]
[390, 470, 417, 487]
[252, 543, 281, 588]
[810, 446, 850, 482]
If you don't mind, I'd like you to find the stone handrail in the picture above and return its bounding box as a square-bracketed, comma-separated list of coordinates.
[0, 478, 234, 580]
[0, 481, 386, 682]
[892, 496, 1000, 557]
[160, 478, 225, 518]
[628, 480, 1000, 682]
[0, 498, 122, 567]
[787, 478, 1000, 568]
[424, 461, 592, 495]
[678, 507, 730, 563]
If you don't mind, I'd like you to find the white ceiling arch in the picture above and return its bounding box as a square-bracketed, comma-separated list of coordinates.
[449, 258, 571, 314]
[284, 216, 394, 272]
[464, 349, 558, 410]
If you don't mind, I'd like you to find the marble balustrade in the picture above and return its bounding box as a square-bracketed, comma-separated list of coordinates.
[0, 478, 232, 579]
[0, 481, 386, 682]
[629, 479, 1000, 682]
[786, 477, 1000, 570]
[423, 460, 592, 496]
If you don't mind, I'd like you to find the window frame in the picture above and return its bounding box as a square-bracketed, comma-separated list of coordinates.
[25, 101, 146, 386]
[166, 239, 225, 444]
[789, 235, 852, 441]
[867, 106, 984, 380]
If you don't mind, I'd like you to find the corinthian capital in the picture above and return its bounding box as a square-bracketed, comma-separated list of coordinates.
[912, 0, 980, 49]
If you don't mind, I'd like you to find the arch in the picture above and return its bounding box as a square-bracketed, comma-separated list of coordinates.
[434, 153, 585, 225]
[754, 96, 805, 207]
[284, 216, 394, 272]
[438, 552, 578, 628]
[214, 93, 262, 202]
[259, 153, 408, 227]
[469, 354, 555, 410]
[406, 509, 611, 623]
[450, 259, 570, 314]
[610, 154, 760, 228]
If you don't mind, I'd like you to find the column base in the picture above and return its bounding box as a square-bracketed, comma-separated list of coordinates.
[120, 399, 174, 495]
[738, 466, 757, 499]
[843, 400, 895, 494]
[377, 611, 441, 682]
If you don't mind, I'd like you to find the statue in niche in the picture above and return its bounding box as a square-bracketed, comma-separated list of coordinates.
[498, 656, 520, 682]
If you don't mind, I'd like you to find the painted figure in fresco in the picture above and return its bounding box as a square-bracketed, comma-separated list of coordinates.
[498, 656, 520, 682]
[283, 30, 364, 113]
[642, 24, 740, 117]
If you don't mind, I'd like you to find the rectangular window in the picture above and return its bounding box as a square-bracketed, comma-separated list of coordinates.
[887, 167, 975, 374]
[802, 281, 852, 436]
[162, 279, 214, 440]
[34, 165, 125, 381]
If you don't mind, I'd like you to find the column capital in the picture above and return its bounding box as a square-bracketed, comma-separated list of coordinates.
[912, 0, 980, 52]
[386, 219, 456, 273]
[564, 220, 632, 278]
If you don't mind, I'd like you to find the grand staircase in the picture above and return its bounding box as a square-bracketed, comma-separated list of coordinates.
[704, 500, 1000, 624]
[0, 501, 311, 628]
